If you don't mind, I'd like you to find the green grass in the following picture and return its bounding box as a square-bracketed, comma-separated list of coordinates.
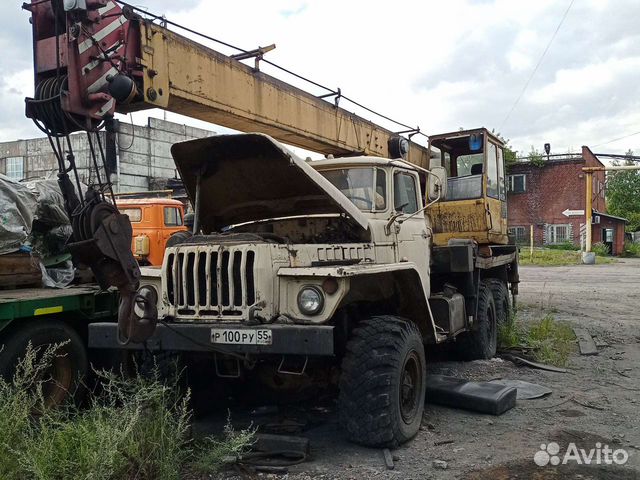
[191, 414, 256, 474]
[498, 313, 576, 367]
[519, 247, 614, 266]
[0, 345, 254, 480]
[621, 241, 640, 257]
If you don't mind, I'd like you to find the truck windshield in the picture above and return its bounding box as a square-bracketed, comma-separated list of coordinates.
[320, 168, 387, 211]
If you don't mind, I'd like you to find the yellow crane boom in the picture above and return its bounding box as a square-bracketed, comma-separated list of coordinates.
[26, 1, 430, 167]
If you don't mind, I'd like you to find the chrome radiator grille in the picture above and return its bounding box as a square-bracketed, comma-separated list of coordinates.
[166, 247, 256, 316]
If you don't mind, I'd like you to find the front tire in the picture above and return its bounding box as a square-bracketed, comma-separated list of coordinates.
[338, 316, 426, 447]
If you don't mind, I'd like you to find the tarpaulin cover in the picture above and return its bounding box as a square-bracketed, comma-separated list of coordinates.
[0, 174, 37, 255]
[25, 178, 70, 227]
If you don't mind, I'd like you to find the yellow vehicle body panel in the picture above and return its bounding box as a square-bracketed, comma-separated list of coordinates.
[431, 198, 508, 246]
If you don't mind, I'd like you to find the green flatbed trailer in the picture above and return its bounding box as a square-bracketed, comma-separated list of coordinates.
[0, 285, 119, 405]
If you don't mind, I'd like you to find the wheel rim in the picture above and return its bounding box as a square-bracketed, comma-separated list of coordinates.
[399, 350, 422, 424]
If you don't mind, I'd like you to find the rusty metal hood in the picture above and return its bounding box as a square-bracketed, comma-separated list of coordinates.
[171, 133, 370, 232]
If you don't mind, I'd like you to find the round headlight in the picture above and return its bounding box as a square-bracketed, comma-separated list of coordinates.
[297, 286, 324, 315]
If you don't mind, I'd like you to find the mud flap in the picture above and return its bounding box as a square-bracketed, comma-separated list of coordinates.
[425, 374, 516, 415]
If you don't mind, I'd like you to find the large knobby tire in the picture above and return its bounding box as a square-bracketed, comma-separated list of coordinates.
[488, 278, 511, 325]
[456, 280, 497, 360]
[0, 321, 88, 407]
[338, 316, 426, 448]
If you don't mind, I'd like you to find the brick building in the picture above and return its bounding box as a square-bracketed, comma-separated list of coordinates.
[507, 146, 626, 255]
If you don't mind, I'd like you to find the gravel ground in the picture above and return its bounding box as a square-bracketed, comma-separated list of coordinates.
[199, 259, 640, 479]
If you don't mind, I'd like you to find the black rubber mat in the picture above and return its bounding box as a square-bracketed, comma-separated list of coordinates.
[426, 375, 517, 415]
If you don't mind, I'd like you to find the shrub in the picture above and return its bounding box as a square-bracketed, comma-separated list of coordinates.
[0, 346, 254, 480]
[497, 313, 576, 367]
[191, 413, 256, 474]
[546, 241, 580, 251]
[527, 315, 576, 367]
[591, 241, 610, 256]
[621, 241, 640, 257]
[0, 342, 59, 479]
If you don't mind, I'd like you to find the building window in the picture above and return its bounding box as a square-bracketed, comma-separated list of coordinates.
[508, 226, 527, 244]
[545, 224, 572, 245]
[507, 174, 526, 193]
[164, 207, 183, 227]
[5, 157, 24, 181]
[603, 228, 613, 243]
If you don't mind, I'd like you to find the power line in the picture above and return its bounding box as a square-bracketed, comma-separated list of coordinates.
[499, 0, 575, 130]
[591, 131, 640, 148]
[114, 0, 428, 140]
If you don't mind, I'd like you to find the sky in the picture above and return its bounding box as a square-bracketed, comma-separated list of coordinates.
[1, 0, 639, 157]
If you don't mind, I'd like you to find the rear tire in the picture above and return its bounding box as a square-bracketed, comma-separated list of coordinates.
[338, 316, 426, 447]
[455, 280, 497, 360]
[488, 279, 511, 325]
[0, 320, 88, 407]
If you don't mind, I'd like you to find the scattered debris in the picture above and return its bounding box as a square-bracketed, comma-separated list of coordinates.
[434, 439, 455, 446]
[572, 399, 605, 411]
[253, 465, 289, 474]
[426, 375, 516, 415]
[254, 433, 310, 455]
[433, 460, 448, 470]
[261, 418, 307, 435]
[488, 379, 553, 400]
[573, 327, 598, 356]
[593, 337, 609, 348]
[609, 351, 625, 360]
[606, 381, 640, 391]
[382, 448, 394, 470]
[500, 353, 568, 373]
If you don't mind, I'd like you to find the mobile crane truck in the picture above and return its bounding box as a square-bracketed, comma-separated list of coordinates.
[24, 0, 518, 447]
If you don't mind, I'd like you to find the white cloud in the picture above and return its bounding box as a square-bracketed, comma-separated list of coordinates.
[1, 0, 640, 155]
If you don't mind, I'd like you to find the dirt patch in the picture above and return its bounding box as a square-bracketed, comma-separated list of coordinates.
[201, 262, 640, 479]
[465, 462, 637, 480]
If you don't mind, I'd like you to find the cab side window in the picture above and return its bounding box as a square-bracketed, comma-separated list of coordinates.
[394, 172, 419, 214]
[121, 208, 142, 223]
[164, 207, 183, 227]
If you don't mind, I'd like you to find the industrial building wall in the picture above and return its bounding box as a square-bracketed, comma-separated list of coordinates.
[113, 117, 213, 192]
[0, 117, 214, 193]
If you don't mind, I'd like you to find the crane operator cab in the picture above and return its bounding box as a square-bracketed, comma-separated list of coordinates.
[428, 128, 508, 246]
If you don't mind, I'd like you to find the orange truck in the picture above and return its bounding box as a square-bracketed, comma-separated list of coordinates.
[116, 198, 187, 266]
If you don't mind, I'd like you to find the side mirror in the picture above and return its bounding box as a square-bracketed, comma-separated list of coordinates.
[428, 166, 447, 202]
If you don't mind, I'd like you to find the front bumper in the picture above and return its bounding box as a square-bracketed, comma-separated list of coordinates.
[88, 322, 334, 356]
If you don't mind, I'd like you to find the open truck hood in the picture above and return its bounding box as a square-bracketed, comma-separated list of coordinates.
[170, 133, 370, 232]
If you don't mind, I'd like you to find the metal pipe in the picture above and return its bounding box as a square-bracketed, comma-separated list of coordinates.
[584, 165, 640, 172]
[529, 224, 534, 262]
[585, 171, 593, 253]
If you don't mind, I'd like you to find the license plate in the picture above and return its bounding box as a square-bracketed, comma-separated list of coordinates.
[210, 328, 272, 345]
